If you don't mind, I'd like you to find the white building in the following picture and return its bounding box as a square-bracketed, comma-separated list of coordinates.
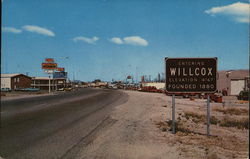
[31, 77, 66, 90]
[141, 82, 165, 89]
[1, 74, 32, 90]
[217, 70, 249, 95]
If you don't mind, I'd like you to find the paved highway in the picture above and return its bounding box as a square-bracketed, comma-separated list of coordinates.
[0, 88, 128, 159]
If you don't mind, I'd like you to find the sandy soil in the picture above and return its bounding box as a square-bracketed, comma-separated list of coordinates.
[77, 90, 249, 159]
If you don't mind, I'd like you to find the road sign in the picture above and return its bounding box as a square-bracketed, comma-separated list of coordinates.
[53, 71, 67, 79]
[165, 58, 217, 93]
[42, 63, 58, 69]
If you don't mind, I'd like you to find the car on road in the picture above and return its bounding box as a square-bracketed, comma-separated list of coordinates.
[64, 87, 73, 91]
[24, 88, 40, 92]
[58, 88, 64, 91]
[1, 88, 11, 92]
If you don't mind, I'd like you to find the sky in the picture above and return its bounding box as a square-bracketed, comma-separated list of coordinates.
[1, 0, 249, 82]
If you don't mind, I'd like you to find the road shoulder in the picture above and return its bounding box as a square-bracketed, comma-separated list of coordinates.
[78, 91, 182, 159]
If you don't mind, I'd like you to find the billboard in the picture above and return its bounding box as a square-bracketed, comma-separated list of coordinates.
[44, 70, 54, 74]
[141, 76, 145, 82]
[165, 58, 217, 93]
[53, 71, 67, 79]
[45, 58, 54, 63]
[57, 67, 65, 72]
[42, 63, 58, 69]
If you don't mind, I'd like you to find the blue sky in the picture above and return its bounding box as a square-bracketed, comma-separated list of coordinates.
[2, 0, 249, 81]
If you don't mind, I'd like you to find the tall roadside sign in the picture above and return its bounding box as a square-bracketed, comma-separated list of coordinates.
[41, 58, 58, 93]
[165, 57, 217, 135]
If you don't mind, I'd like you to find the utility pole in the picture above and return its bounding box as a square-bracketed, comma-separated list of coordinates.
[49, 75, 51, 93]
[136, 66, 138, 84]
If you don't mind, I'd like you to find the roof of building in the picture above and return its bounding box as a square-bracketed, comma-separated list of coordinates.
[33, 77, 51, 80]
[1, 74, 30, 78]
[218, 70, 249, 80]
[32, 77, 66, 80]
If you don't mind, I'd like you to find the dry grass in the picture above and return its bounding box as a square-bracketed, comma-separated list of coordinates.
[155, 120, 192, 133]
[155, 121, 168, 132]
[210, 116, 220, 125]
[183, 111, 220, 125]
[183, 112, 218, 125]
[183, 111, 249, 129]
[220, 117, 249, 129]
[214, 107, 248, 115]
[1, 93, 6, 96]
[184, 111, 205, 123]
[207, 153, 218, 159]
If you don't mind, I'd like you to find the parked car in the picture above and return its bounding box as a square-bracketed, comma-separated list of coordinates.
[58, 88, 64, 91]
[237, 90, 249, 101]
[15, 88, 25, 91]
[204, 93, 223, 103]
[23, 88, 40, 92]
[1, 88, 11, 92]
[64, 87, 73, 91]
[15, 88, 40, 92]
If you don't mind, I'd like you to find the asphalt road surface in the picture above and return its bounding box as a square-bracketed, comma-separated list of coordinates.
[0, 88, 128, 159]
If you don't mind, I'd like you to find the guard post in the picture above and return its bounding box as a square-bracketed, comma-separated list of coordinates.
[172, 94, 175, 134]
[207, 95, 210, 136]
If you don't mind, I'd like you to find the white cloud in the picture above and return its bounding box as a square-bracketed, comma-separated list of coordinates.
[73, 36, 99, 44]
[2, 27, 22, 34]
[110, 37, 123, 44]
[110, 36, 148, 46]
[22, 25, 55, 36]
[123, 36, 148, 46]
[205, 2, 250, 23]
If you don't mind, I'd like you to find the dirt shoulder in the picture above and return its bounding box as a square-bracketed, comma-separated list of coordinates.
[78, 90, 249, 159]
[1, 91, 63, 101]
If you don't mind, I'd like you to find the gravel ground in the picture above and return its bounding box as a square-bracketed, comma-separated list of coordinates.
[77, 90, 249, 159]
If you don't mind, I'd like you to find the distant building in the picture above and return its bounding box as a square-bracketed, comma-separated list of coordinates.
[80, 82, 88, 88]
[141, 82, 165, 89]
[95, 82, 108, 87]
[217, 70, 249, 95]
[31, 77, 66, 90]
[1, 74, 32, 90]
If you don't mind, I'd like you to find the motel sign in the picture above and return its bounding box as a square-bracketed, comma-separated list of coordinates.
[165, 58, 217, 93]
